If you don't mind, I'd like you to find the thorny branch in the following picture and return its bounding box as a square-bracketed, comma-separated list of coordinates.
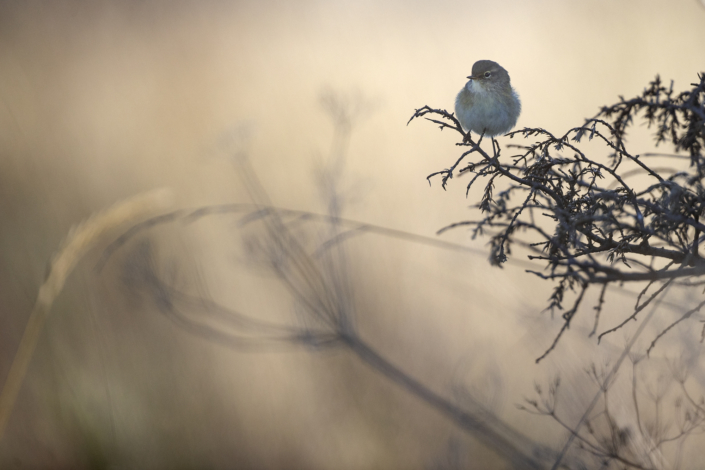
[410, 73, 705, 361]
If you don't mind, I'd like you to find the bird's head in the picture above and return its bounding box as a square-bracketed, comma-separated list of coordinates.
[466, 60, 511, 92]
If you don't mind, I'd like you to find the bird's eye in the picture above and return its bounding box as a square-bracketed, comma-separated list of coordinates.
[484, 71, 492, 78]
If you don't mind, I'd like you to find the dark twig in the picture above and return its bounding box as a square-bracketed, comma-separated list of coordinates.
[411, 73, 705, 358]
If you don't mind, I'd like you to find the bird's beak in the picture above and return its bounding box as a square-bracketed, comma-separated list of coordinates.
[467, 75, 475, 80]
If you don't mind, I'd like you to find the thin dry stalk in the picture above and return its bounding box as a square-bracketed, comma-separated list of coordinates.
[0, 188, 173, 440]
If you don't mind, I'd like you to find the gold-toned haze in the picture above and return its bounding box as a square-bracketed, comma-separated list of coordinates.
[0, 0, 704, 467]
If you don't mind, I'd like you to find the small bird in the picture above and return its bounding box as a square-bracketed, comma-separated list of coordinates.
[455, 60, 521, 138]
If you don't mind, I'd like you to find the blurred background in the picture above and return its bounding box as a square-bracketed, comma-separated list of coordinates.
[1, 0, 705, 468]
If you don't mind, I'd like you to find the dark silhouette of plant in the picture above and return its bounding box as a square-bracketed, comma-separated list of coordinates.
[409, 73, 705, 362]
[88, 76, 705, 469]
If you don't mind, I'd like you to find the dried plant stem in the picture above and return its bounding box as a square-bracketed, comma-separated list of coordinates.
[0, 188, 173, 441]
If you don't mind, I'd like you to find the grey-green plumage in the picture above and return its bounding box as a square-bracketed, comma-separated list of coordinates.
[455, 60, 521, 137]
